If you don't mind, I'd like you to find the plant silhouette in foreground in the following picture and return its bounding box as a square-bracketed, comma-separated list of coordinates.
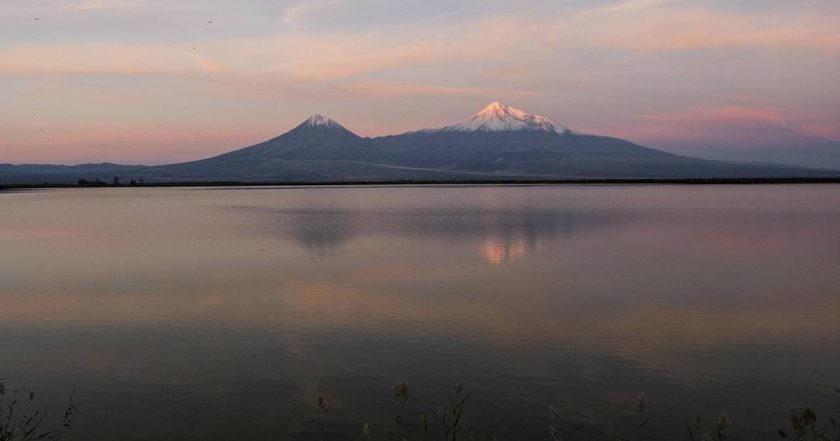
[332, 383, 745, 441]
[778, 406, 840, 441]
[325, 380, 472, 441]
[683, 408, 729, 441]
[0, 379, 77, 441]
[312, 394, 331, 441]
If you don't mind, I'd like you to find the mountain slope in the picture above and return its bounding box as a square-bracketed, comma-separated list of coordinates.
[187, 115, 370, 163]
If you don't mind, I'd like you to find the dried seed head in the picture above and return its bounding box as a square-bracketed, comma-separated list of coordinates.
[394, 378, 410, 404]
[694, 409, 704, 428]
[790, 411, 805, 434]
[716, 410, 729, 437]
[549, 425, 563, 441]
[801, 408, 816, 426]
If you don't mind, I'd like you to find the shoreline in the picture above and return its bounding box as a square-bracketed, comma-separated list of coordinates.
[3, 177, 840, 190]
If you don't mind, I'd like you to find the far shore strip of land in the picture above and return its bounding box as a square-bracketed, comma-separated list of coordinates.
[3, 177, 840, 190]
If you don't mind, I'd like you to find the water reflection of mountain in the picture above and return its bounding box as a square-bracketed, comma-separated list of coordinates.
[243, 205, 642, 259]
[479, 236, 532, 265]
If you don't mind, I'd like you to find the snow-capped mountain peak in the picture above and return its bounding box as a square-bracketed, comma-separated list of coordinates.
[429, 102, 570, 134]
[303, 114, 343, 129]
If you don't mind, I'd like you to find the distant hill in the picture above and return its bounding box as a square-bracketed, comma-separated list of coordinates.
[0, 163, 149, 185]
[2, 102, 838, 185]
[663, 140, 840, 171]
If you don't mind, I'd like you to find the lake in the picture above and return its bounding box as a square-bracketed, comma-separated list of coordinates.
[1, 185, 839, 440]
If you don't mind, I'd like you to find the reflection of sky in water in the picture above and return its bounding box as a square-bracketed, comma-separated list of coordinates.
[1, 185, 840, 440]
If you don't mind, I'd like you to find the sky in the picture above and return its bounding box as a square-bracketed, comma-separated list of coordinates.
[1, 0, 839, 166]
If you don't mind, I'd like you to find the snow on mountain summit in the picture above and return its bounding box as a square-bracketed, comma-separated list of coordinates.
[429, 102, 570, 134]
[302, 114, 343, 129]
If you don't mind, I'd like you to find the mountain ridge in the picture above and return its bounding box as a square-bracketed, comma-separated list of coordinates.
[2, 102, 839, 184]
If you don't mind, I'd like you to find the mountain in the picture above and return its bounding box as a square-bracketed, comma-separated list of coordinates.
[420, 101, 570, 133]
[371, 103, 832, 178]
[2, 102, 838, 184]
[212, 114, 369, 161]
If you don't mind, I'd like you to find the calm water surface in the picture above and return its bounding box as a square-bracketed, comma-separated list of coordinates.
[1, 185, 839, 440]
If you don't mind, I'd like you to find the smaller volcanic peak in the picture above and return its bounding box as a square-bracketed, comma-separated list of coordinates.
[284, 113, 362, 143]
[300, 114, 345, 130]
[427, 102, 570, 134]
[204, 113, 365, 163]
